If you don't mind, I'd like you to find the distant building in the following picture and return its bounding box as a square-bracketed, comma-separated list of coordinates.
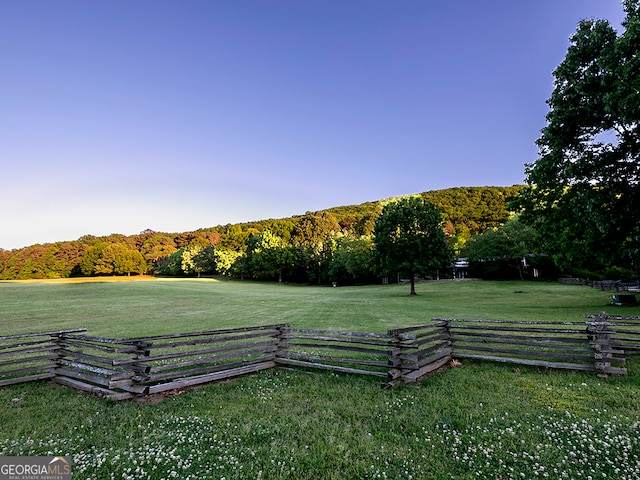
[453, 258, 469, 279]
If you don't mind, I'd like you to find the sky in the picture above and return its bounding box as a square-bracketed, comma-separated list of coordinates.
[0, 1, 627, 250]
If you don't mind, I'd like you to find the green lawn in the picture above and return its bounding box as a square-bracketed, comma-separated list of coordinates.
[0, 277, 630, 336]
[0, 278, 638, 479]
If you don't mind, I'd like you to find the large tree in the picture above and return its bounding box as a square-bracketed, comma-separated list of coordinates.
[246, 230, 295, 282]
[86, 243, 147, 276]
[515, 1, 640, 274]
[373, 197, 451, 295]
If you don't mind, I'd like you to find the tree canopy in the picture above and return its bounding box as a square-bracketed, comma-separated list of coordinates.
[515, 1, 640, 274]
[462, 218, 539, 280]
[0, 186, 519, 281]
[373, 197, 451, 295]
[246, 230, 296, 282]
[291, 211, 341, 246]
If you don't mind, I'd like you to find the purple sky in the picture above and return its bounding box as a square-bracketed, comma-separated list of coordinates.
[1, 1, 626, 250]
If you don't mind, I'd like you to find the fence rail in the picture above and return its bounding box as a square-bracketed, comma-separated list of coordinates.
[0, 314, 632, 399]
[585, 312, 640, 353]
[134, 324, 283, 395]
[47, 324, 286, 399]
[0, 329, 87, 387]
[388, 321, 452, 384]
[276, 328, 397, 380]
[441, 317, 626, 375]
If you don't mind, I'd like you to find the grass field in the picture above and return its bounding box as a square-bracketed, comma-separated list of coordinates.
[0, 277, 631, 336]
[0, 278, 639, 479]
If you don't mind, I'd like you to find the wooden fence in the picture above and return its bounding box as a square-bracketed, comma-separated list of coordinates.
[0, 314, 631, 399]
[585, 312, 640, 354]
[276, 322, 453, 387]
[441, 318, 626, 376]
[276, 328, 398, 380]
[130, 324, 283, 396]
[387, 321, 453, 384]
[558, 278, 639, 292]
[592, 280, 640, 292]
[48, 324, 286, 400]
[0, 329, 86, 388]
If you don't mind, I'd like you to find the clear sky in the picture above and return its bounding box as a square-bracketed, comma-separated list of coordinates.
[1, 1, 626, 250]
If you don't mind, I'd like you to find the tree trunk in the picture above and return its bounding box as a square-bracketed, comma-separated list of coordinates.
[409, 271, 417, 296]
[518, 264, 524, 280]
[510, 261, 524, 280]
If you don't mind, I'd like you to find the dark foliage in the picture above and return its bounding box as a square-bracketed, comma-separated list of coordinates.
[514, 2, 640, 275]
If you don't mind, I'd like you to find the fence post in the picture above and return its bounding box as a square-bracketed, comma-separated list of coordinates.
[587, 311, 615, 378]
[49, 333, 67, 378]
[387, 331, 418, 386]
[274, 324, 290, 364]
[443, 319, 453, 359]
[127, 340, 153, 395]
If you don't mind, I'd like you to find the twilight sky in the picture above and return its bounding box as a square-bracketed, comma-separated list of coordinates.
[1, 1, 626, 250]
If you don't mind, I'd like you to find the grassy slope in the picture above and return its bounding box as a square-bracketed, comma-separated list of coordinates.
[0, 279, 639, 479]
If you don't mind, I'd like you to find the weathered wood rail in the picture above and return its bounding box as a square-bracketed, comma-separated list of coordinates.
[276, 328, 398, 379]
[51, 332, 146, 400]
[387, 321, 453, 384]
[0, 313, 631, 399]
[0, 329, 87, 387]
[49, 325, 286, 400]
[441, 317, 626, 376]
[585, 312, 640, 354]
[130, 324, 284, 396]
[559, 278, 639, 292]
[276, 322, 453, 387]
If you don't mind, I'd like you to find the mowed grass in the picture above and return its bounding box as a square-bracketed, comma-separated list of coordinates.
[0, 278, 639, 479]
[0, 277, 629, 336]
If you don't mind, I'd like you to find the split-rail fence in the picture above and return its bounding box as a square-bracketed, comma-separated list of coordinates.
[0, 312, 636, 400]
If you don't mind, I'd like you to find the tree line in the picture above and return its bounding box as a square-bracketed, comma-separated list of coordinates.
[0, 186, 521, 282]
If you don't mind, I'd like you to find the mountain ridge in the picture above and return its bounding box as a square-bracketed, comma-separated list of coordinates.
[0, 185, 523, 280]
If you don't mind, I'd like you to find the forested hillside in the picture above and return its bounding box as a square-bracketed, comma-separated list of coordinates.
[0, 186, 522, 281]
